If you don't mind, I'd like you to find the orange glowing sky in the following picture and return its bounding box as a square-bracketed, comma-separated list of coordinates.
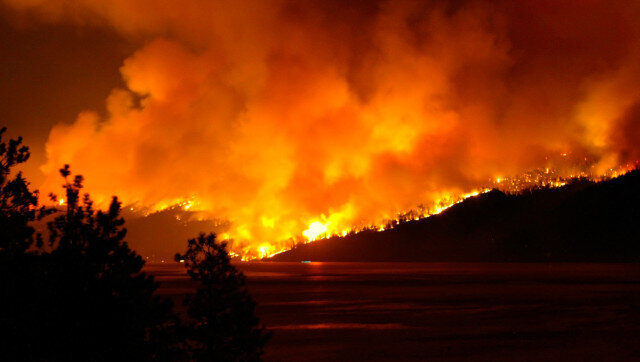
[2, 0, 640, 257]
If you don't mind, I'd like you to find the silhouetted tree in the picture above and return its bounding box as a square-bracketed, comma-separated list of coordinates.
[0, 127, 54, 359]
[0, 126, 49, 255]
[30, 165, 176, 360]
[1, 160, 176, 360]
[175, 233, 270, 361]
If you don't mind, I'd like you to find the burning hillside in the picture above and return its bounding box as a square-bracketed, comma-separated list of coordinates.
[271, 169, 640, 262]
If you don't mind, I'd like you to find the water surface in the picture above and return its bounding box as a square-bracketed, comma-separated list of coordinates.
[147, 262, 640, 361]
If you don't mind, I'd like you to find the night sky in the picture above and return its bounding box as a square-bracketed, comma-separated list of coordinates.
[1, 3, 134, 184]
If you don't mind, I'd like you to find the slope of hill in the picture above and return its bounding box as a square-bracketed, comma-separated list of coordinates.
[270, 170, 640, 262]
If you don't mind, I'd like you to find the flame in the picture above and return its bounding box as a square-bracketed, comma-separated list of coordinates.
[303, 221, 329, 242]
[257, 244, 271, 259]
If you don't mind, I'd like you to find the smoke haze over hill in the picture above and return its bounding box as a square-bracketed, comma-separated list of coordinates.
[4, 0, 640, 256]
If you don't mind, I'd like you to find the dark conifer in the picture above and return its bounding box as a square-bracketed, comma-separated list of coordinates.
[175, 233, 271, 361]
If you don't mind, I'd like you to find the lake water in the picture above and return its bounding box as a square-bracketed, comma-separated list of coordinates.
[147, 262, 640, 361]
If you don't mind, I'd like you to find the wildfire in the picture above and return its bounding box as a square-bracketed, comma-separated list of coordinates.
[302, 221, 329, 242]
[228, 162, 637, 260]
[14, 1, 640, 261]
[47, 159, 639, 262]
[182, 201, 193, 210]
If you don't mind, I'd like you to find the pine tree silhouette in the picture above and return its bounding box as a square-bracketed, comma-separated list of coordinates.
[175, 233, 271, 361]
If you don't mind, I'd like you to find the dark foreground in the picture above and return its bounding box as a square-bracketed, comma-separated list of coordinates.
[148, 262, 640, 361]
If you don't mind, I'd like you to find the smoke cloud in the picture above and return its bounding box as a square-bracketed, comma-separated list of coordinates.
[6, 0, 640, 256]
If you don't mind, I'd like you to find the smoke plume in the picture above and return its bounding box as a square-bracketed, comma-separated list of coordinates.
[6, 0, 640, 256]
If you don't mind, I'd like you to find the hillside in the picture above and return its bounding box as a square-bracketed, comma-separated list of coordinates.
[270, 170, 640, 262]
